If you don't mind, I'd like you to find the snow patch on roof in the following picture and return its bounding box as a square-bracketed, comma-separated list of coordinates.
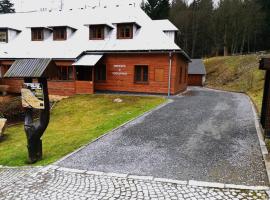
[153, 19, 178, 31]
[0, 6, 186, 59]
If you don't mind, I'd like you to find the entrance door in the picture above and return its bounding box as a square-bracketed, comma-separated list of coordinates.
[75, 66, 94, 94]
[76, 66, 93, 81]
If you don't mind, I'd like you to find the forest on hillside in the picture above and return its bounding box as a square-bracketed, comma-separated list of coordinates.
[142, 0, 270, 58]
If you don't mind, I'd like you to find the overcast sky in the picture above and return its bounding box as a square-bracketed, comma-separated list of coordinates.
[11, 0, 220, 12]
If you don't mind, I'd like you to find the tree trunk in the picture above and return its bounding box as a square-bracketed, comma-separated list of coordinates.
[223, 26, 228, 56]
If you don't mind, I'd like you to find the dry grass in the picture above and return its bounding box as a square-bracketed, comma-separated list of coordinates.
[204, 54, 270, 112]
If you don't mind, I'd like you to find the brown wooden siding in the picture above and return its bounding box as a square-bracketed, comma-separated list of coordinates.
[173, 54, 188, 94]
[95, 53, 187, 95]
[0, 53, 188, 96]
[1, 79, 22, 93]
[75, 81, 94, 94]
[188, 74, 203, 86]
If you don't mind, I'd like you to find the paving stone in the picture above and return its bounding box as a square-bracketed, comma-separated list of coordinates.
[0, 167, 268, 200]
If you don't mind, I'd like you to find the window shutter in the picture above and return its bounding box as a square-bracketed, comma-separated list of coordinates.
[155, 68, 164, 82]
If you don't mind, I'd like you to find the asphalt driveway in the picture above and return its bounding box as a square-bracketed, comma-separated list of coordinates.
[58, 88, 268, 186]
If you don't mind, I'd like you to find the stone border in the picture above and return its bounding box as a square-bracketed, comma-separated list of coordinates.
[0, 165, 42, 169]
[200, 87, 270, 189]
[53, 99, 173, 165]
[247, 95, 270, 184]
[201, 87, 270, 186]
[43, 165, 270, 191]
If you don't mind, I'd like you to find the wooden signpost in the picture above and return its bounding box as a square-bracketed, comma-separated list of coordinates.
[4, 58, 56, 163]
[259, 58, 270, 138]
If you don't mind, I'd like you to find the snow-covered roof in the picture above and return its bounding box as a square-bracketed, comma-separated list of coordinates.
[0, 5, 187, 60]
[153, 19, 178, 32]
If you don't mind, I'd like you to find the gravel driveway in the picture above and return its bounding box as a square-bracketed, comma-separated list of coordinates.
[58, 88, 268, 186]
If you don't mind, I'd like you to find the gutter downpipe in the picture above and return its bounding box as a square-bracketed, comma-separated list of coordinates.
[168, 52, 172, 97]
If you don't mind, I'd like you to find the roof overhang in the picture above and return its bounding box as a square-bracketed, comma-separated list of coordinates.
[48, 25, 77, 31]
[84, 23, 114, 29]
[0, 27, 21, 32]
[72, 54, 103, 66]
[4, 58, 57, 78]
[27, 26, 53, 31]
[116, 22, 141, 28]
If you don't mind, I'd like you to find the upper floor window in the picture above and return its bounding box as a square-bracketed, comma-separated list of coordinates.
[53, 27, 67, 41]
[0, 29, 8, 43]
[31, 28, 44, 41]
[117, 23, 133, 39]
[90, 25, 104, 40]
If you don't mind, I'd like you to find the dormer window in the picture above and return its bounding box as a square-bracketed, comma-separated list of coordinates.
[90, 25, 104, 40]
[53, 27, 67, 41]
[117, 23, 133, 39]
[31, 28, 44, 41]
[0, 29, 8, 43]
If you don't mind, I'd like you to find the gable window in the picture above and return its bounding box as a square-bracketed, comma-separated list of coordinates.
[135, 65, 148, 83]
[117, 24, 133, 39]
[31, 28, 44, 41]
[90, 25, 104, 40]
[53, 27, 67, 41]
[0, 29, 8, 43]
[95, 64, 106, 82]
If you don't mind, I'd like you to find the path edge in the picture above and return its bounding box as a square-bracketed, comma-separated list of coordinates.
[247, 94, 270, 187]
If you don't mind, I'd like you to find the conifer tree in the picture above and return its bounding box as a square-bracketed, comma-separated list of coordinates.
[141, 0, 170, 19]
[0, 0, 15, 14]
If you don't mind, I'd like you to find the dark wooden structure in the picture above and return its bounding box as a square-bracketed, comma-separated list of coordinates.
[259, 58, 270, 138]
[4, 59, 56, 163]
[188, 59, 206, 86]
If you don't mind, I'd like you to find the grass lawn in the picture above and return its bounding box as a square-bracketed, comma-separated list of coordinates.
[0, 94, 166, 166]
[204, 54, 270, 112]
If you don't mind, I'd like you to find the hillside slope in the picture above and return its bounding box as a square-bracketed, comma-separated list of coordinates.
[204, 54, 270, 111]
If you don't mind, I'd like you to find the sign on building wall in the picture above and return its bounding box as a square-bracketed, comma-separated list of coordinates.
[112, 65, 128, 76]
[21, 83, 45, 109]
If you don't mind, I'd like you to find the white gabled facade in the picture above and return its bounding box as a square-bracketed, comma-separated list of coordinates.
[0, 4, 187, 60]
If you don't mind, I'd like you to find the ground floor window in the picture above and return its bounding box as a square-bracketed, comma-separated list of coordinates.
[135, 65, 148, 83]
[58, 66, 73, 80]
[95, 65, 106, 82]
[76, 66, 93, 81]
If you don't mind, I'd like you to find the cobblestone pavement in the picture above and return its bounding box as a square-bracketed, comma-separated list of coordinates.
[0, 166, 268, 200]
[0, 167, 40, 190]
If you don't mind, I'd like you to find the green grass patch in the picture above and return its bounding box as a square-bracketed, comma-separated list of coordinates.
[0, 94, 166, 166]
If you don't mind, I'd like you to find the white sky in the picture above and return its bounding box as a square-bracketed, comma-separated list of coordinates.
[11, 0, 220, 12]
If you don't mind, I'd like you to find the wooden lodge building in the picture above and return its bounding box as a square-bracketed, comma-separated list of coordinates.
[0, 5, 190, 96]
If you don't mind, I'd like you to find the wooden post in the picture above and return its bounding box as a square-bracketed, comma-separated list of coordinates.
[24, 77, 50, 163]
[259, 58, 270, 138]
